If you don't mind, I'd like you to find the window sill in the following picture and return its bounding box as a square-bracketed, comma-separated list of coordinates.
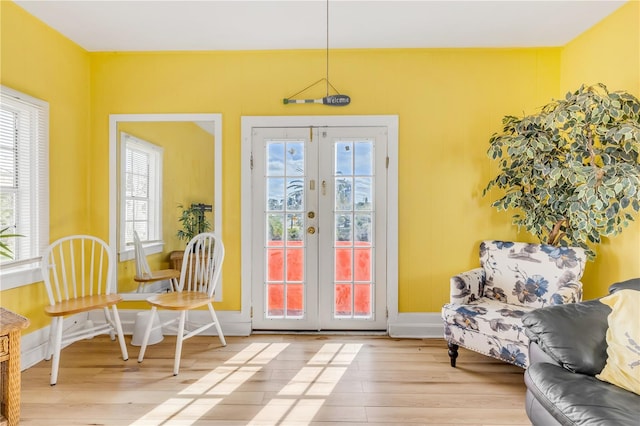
[118, 242, 164, 262]
[0, 262, 43, 291]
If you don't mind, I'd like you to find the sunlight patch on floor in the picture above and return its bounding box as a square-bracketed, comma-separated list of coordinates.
[130, 397, 223, 425]
[251, 343, 363, 424]
[130, 342, 362, 425]
[248, 398, 325, 426]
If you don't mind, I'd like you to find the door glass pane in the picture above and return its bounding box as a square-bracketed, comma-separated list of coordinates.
[286, 248, 303, 281]
[335, 177, 352, 211]
[287, 283, 303, 318]
[333, 139, 374, 320]
[335, 142, 353, 175]
[286, 142, 304, 176]
[286, 178, 304, 211]
[335, 213, 352, 242]
[354, 142, 372, 175]
[267, 143, 285, 176]
[267, 213, 284, 242]
[354, 248, 371, 281]
[335, 284, 352, 317]
[267, 247, 283, 281]
[354, 284, 371, 317]
[354, 213, 372, 242]
[267, 178, 284, 211]
[265, 139, 306, 319]
[268, 284, 284, 316]
[286, 213, 303, 241]
[335, 247, 352, 281]
[354, 177, 372, 211]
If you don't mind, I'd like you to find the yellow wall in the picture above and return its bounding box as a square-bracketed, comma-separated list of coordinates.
[561, 0, 640, 299]
[1, 1, 638, 333]
[0, 1, 91, 332]
[89, 48, 560, 312]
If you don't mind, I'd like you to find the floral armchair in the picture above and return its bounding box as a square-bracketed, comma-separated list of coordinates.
[441, 240, 586, 368]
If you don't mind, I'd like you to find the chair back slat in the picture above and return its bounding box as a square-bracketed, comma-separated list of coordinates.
[57, 243, 70, 301]
[84, 238, 89, 297]
[41, 235, 115, 305]
[133, 231, 152, 278]
[90, 241, 108, 294]
[179, 233, 224, 297]
[72, 238, 79, 298]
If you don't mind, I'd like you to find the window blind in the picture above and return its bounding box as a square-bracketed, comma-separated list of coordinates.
[0, 86, 49, 267]
[120, 132, 162, 253]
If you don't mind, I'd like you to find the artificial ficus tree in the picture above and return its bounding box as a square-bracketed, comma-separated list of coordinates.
[484, 83, 640, 259]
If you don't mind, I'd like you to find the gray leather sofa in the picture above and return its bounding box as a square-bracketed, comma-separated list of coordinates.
[522, 278, 640, 426]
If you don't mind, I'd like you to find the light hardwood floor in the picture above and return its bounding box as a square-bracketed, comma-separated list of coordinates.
[20, 335, 531, 425]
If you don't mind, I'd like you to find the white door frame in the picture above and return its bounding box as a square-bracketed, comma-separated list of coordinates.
[240, 115, 399, 332]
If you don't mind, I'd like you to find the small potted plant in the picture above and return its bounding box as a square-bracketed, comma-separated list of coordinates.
[483, 83, 640, 259]
[176, 203, 212, 243]
[170, 203, 213, 270]
[0, 226, 23, 259]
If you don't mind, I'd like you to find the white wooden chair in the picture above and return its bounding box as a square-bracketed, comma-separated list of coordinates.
[40, 235, 129, 385]
[133, 230, 180, 293]
[137, 232, 226, 375]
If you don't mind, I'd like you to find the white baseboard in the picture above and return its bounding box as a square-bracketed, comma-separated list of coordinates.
[20, 310, 442, 371]
[110, 309, 252, 337]
[388, 312, 444, 338]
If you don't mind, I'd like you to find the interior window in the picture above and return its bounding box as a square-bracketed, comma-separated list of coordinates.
[119, 132, 163, 254]
[0, 86, 49, 273]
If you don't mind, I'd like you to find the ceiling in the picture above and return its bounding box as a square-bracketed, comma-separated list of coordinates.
[14, 0, 627, 52]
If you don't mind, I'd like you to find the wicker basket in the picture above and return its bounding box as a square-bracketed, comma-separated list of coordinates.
[0, 308, 29, 426]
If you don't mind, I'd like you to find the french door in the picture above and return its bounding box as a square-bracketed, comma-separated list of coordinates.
[251, 126, 388, 330]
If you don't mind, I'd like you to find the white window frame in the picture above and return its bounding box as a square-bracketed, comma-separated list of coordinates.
[118, 132, 163, 261]
[0, 86, 49, 290]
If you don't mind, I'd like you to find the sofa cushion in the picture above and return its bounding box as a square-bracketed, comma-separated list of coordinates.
[443, 298, 534, 367]
[525, 362, 640, 426]
[443, 298, 534, 344]
[523, 300, 610, 375]
[479, 240, 586, 308]
[596, 290, 640, 395]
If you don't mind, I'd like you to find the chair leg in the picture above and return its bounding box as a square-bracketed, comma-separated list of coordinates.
[208, 303, 226, 346]
[447, 342, 459, 368]
[50, 316, 64, 385]
[44, 317, 57, 361]
[174, 310, 187, 376]
[137, 307, 157, 363]
[111, 305, 129, 361]
[103, 306, 115, 340]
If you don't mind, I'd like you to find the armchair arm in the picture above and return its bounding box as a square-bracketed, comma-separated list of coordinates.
[549, 281, 583, 305]
[450, 267, 484, 304]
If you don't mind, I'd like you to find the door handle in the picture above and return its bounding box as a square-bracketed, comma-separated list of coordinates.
[307, 226, 316, 235]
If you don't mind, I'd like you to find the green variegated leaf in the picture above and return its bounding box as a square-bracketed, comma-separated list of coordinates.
[483, 83, 640, 260]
